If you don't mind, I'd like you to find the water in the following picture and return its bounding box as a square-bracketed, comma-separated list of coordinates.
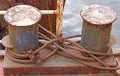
[63, 0, 120, 48]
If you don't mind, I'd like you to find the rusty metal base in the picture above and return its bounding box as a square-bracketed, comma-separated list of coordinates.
[3, 49, 116, 76]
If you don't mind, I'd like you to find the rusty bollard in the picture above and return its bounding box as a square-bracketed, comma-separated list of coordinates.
[4, 5, 41, 53]
[80, 5, 117, 53]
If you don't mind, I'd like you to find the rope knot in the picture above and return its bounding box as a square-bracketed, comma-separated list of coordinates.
[57, 33, 64, 45]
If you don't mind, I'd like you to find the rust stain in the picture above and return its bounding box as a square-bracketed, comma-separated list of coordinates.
[80, 5, 117, 53]
[81, 5, 117, 25]
[56, 0, 64, 36]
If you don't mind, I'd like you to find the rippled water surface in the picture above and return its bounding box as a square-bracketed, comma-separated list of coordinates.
[63, 0, 120, 48]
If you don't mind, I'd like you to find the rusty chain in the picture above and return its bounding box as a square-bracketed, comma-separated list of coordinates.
[6, 24, 120, 76]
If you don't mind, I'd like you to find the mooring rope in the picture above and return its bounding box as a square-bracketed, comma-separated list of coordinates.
[6, 24, 120, 76]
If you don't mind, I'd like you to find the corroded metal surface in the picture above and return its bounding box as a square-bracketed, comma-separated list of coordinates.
[4, 5, 41, 53]
[81, 5, 117, 25]
[1, 35, 13, 48]
[0, 10, 57, 15]
[56, 0, 64, 35]
[2, 19, 119, 76]
[80, 5, 117, 53]
[40, 10, 56, 15]
[3, 48, 116, 75]
[0, 0, 64, 36]
[4, 5, 41, 26]
[0, 0, 64, 37]
[0, 0, 65, 37]
[1, 2, 119, 76]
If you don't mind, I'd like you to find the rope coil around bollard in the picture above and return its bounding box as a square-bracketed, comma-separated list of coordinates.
[6, 24, 120, 76]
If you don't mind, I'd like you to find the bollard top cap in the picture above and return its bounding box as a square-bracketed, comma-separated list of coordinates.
[4, 5, 41, 26]
[80, 5, 117, 25]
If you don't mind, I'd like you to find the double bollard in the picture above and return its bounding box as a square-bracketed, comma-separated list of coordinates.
[2, 4, 117, 57]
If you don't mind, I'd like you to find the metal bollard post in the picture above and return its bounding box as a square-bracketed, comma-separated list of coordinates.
[80, 5, 117, 53]
[4, 5, 41, 53]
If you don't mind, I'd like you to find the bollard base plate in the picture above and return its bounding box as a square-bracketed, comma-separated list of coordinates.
[3, 48, 117, 76]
